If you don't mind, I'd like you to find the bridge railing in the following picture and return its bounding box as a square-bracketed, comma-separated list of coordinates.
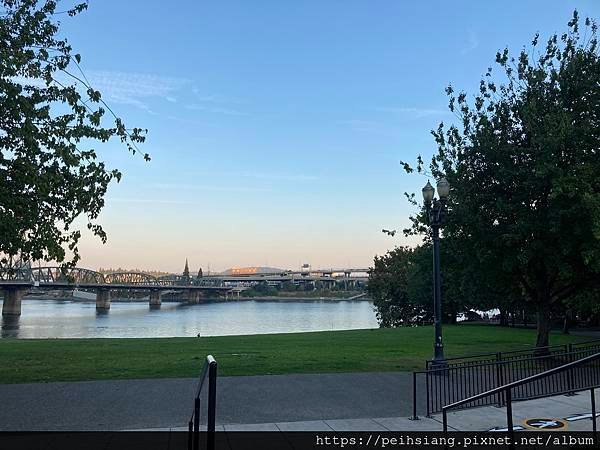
[188, 355, 218, 450]
[0, 258, 32, 281]
[1, 264, 214, 288]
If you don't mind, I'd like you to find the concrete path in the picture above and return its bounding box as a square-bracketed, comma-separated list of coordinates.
[2, 372, 596, 432]
[0, 372, 423, 431]
[442, 390, 599, 431]
[158, 390, 597, 432]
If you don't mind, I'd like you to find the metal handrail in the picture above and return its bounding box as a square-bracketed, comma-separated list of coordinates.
[426, 345, 562, 365]
[442, 351, 600, 438]
[413, 339, 600, 418]
[426, 339, 600, 367]
[188, 355, 217, 450]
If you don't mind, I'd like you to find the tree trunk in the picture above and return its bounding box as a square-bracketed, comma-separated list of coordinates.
[562, 310, 571, 335]
[535, 301, 551, 354]
[449, 312, 457, 324]
[499, 309, 509, 327]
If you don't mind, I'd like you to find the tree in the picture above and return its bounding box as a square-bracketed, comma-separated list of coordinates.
[281, 280, 297, 291]
[0, 0, 146, 270]
[368, 246, 432, 326]
[303, 281, 314, 292]
[250, 281, 277, 296]
[402, 11, 600, 349]
[369, 243, 475, 327]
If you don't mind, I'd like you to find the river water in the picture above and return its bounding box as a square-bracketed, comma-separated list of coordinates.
[0, 298, 379, 339]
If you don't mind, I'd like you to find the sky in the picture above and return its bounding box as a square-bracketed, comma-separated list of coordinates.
[55, 0, 600, 273]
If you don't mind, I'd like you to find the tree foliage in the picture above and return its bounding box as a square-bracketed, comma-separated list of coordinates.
[368, 246, 432, 326]
[401, 11, 600, 348]
[368, 243, 484, 327]
[0, 0, 147, 269]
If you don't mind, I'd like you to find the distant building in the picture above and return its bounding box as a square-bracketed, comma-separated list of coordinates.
[222, 266, 284, 276]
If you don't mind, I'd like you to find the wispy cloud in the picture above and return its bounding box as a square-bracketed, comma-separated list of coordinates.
[186, 89, 247, 116]
[374, 106, 451, 118]
[338, 119, 410, 138]
[191, 91, 242, 104]
[338, 119, 387, 133]
[85, 70, 189, 112]
[12, 70, 189, 113]
[108, 197, 200, 205]
[151, 183, 272, 192]
[461, 30, 479, 55]
[185, 104, 248, 116]
[156, 172, 318, 184]
[237, 172, 317, 182]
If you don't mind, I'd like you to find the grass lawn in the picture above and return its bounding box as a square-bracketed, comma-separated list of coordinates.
[0, 324, 587, 384]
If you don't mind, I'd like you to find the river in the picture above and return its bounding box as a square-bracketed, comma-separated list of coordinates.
[0, 298, 379, 339]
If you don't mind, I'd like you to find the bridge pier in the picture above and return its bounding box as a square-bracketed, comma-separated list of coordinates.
[149, 290, 161, 308]
[185, 289, 202, 304]
[96, 289, 111, 312]
[2, 287, 28, 316]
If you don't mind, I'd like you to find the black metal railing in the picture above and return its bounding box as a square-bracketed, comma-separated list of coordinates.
[188, 355, 217, 450]
[425, 340, 600, 369]
[442, 352, 600, 440]
[413, 339, 600, 418]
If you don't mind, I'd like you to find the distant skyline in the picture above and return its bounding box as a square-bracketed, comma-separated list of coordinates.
[58, 0, 600, 273]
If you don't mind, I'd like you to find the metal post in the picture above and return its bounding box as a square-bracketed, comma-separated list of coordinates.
[442, 409, 448, 433]
[591, 388, 597, 444]
[207, 360, 218, 450]
[496, 353, 505, 407]
[187, 421, 193, 450]
[506, 388, 514, 435]
[193, 397, 200, 450]
[411, 372, 419, 420]
[566, 344, 575, 395]
[426, 371, 431, 417]
[432, 222, 445, 365]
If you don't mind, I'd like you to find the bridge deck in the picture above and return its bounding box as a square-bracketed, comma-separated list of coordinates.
[0, 282, 232, 291]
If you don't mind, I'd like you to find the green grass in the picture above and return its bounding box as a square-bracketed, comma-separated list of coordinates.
[0, 325, 586, 384]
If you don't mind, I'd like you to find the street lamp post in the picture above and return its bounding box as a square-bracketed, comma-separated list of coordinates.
[422, 178, 450, 366]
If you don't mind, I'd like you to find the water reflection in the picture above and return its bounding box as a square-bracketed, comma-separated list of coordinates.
[1, 298, 378, 339]
[1, 316, 20, 338]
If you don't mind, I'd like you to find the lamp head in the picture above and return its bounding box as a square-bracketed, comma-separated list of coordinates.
[437, 177, 450, 200]
[422, 181, 435, 204]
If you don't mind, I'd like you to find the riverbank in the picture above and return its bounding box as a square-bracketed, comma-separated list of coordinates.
[25, 292, 370, 302]
[0, 325, 584, 384]
[235, 294, 369, 301]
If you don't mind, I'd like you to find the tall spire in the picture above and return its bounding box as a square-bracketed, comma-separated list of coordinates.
[183, 258, 190, 278]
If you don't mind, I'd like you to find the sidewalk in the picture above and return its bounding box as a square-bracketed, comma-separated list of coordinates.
[0, 372, 421, 431]
[1, 372, 596, 432]
[164, 390, 598, 432]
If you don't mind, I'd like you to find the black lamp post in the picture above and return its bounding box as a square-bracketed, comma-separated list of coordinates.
[422, 178, 450, 366]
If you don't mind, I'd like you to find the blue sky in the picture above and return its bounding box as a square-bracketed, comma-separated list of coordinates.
[61, 0, 600, 273]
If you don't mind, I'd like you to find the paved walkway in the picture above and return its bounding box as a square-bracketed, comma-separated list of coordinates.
[162, 390, 598, 432]
[1, 372, 596, 432]
[0, 372, 422, 431]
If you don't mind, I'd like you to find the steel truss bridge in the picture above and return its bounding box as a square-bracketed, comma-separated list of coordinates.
[0, 264, 233, 315]
[0, 263, 368, 316]
[0, 266, 226, 289]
